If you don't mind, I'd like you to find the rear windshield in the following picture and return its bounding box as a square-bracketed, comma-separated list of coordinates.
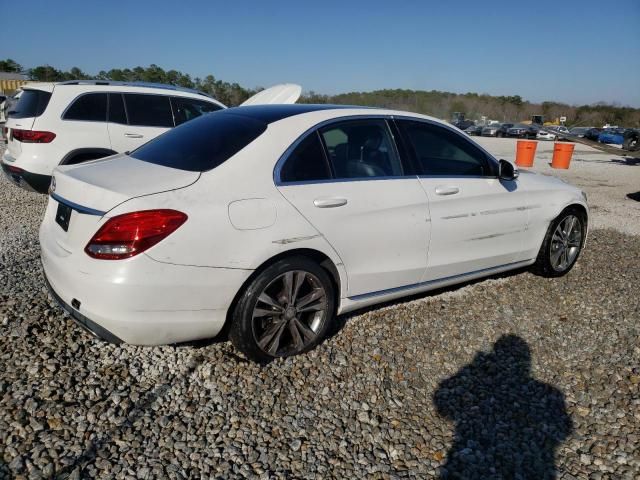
[130, 111, 267, 172]
[10, 89, 52, 119]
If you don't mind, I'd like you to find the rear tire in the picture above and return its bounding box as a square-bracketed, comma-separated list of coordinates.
[531, 207, 587, 277]
[229, 256, 336, 363]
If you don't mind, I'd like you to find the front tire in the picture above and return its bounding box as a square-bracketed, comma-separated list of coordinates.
[229, 256, 336, 362]
[532, 207, 586, 277]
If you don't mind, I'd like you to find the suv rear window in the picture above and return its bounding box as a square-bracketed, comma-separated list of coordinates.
[10, 89, 51, 119]
[130, 112, 267, 172]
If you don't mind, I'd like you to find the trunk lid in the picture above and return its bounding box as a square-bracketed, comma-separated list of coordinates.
[46, 154, 199, 255]
[52, 154, 200, 213]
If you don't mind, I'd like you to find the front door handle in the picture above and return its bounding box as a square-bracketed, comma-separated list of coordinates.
[435, 186, 460, 196]
[313, 197, 348, 208]
[124, 133, 144, 138]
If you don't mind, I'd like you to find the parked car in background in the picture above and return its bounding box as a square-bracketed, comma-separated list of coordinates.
[569, 127, 591, 137]
[452, 119, 475, 130]
[537, 129, 557, 141]
[464, 124, 483, 136]
[482, 123, 513, 137]
[546, 126, 570, 136]
[598, 128, 626, 145]
[622, 129, 639, 151]
[1, 81, 301, 193]
[40, 104, 588, 361]
[584, 128, 603, 141]
[507, 124, 538, 139]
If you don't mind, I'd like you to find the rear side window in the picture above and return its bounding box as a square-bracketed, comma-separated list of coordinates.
[398, 120, 491, 176]
[108, 93, 127, 124]
[130, 112, 267, 172]
[11, 89, 52, 119]
[172, 97, 222, 126]
[124, 94, 173, 127]
[320, 120, 404, 179]
[280, 132, 331, 183]
[64, 93, 107, 121]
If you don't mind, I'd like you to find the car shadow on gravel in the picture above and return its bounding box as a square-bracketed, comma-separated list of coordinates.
[433, 335, 573, 479]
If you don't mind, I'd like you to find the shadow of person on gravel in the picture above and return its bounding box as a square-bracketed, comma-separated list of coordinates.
[433, 335, 572, 479]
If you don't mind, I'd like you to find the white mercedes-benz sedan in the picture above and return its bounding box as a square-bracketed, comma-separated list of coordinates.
[40, 105, 588, 361]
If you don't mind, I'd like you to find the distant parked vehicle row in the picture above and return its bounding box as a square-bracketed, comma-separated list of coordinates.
[482, 123, 514, 138]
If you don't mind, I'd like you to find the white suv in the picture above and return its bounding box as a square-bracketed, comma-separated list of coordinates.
[1, 81, 300, 193]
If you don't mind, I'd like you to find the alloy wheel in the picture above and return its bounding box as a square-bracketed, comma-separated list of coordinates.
[550, 215, 582, 272]
[251, 270, 328, 357]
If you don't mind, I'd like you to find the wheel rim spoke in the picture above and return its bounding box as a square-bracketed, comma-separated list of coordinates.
[288, 320, 305, 350]
[291, 272, 305, 305]
[258, 292, 283, 311]
[293, 317, 317, 343]
[295, 289, 324, 309]
[297, 301, 326, 313]
[258, 321, 287, 354]
[282, 271, 294, 304]
[253, 307, 280, 318]
[551, 246, 564, 267]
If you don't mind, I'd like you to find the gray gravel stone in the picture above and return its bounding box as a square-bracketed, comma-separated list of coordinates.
[0, 142, 639, 478]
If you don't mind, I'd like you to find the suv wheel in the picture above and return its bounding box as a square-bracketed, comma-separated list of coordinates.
[230, 256, 336, 362]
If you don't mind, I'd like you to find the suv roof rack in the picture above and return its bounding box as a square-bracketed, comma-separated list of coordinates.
[57, 80, 212, 98]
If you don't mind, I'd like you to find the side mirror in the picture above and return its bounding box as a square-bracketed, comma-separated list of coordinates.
[499, 159, 519, 181]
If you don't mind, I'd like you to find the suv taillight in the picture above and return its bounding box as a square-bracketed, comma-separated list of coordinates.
[85, 210, 188, 260]
[12, 129, 56, 143]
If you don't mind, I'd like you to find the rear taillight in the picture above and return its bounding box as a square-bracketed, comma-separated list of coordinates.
[12, 129, 56, 143]
[85, 210, 188, 260]
[5, 165, 24, 174]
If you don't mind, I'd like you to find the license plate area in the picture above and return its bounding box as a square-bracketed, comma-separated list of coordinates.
[55, 202, 72, 232]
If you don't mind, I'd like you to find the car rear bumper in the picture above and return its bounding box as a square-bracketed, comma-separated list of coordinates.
[40, 225, 253, 345]
[1, 158, 51, 193]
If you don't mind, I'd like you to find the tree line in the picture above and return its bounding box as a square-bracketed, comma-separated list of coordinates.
[2, 58, 638, 127]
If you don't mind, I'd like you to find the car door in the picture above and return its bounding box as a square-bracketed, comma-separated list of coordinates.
[276, 118, 431, 298]
[107, 93, 174, 153]
[396, 119, 530, 282]
[60, 92, 111, 155]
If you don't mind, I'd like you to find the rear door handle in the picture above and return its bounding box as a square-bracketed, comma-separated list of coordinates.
[313, 197, 348, 208]
[435, 186, 460, 196]
[124, 133, 144, 138]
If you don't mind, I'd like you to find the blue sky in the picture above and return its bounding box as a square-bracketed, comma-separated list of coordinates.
[4, 0, 640, 106]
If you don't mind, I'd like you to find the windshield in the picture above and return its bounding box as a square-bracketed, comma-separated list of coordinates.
[130, 111, 267, 172]
[10, 89, 51, 119]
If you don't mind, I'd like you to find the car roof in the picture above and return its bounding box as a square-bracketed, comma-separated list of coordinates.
[221, 104, 452, 127]
[55, 80, 212, 98]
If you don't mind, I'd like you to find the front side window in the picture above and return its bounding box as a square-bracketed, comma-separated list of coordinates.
[320, 120, 403, 179]
[172, 97, 222, 126]
[130, 111, 267, 172]
[280, 132, 331, 183]
[398, 120, 492, 176]
[63, 93, 108, 121]
[11, 89, 51, 119]
[124, 94, 173, 127]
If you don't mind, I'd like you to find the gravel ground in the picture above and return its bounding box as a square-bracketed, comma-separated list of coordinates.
[1, 141, 639, 479]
